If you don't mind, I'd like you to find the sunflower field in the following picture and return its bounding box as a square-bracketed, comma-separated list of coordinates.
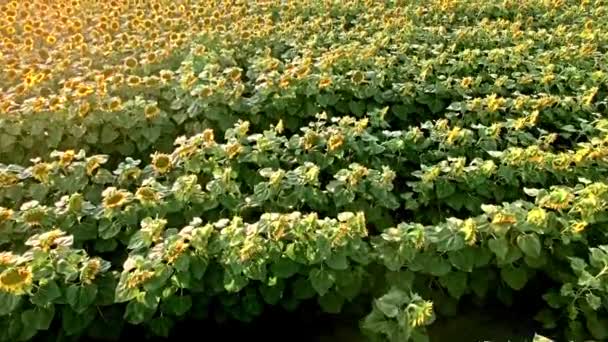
[1, 0, 608, 341]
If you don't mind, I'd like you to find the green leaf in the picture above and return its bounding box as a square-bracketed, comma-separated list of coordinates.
[0, 292, 21, 316]
[501, 265, 528, 290]
[586, 292, 602, 310]
[259, 282, 284, 305]
[271, 258, 300, 278]
[326, 252, 349, 270]
[448, 248, 477, 272]
[21, 306, 55, 331]
[223, 271, 249, 293]
[124, 300, 157, 325]
[31, 280, 61, 306]
[470, 269, 491, 298]
[149, 317, 173, 338]
[98, 220, 122, 240]
[375, 288, 408, 318]
[439, 272, 468, 299]
[309, 268, 335, 296]
[435, 179, 455, 199]
[100, 124, 119, 144]
[318, 291, 344, 314]
[517, 234, 541, 258]
[62, 307, 95, 336]
[66, 284, 98, 313]
[586, 312, 608, 340]
[161, 295, 192, 316]
[488, 237, 509, 260]
[292, 276, 316, 300]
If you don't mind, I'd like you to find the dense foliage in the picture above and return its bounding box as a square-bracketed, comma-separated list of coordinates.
[1, 0, 608, 341]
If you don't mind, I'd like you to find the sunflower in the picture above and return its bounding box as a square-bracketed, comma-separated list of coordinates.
[0, 171, 19, 187]
[541, 189, 574, 211]
[571, 220, 588, 234]
[75, 84, 94, 97]
[327, 133, 344, 152]
[318, 75, 332, 89]
[123, 56, 138, 69]
[107, 97, 122, 111]
[351, 71, 365, 85]
[492, 212, 517, 225]
[201, 128, 215, 147]
[102, 187, 131, 210]
[144, 104, 160, 119]
[225, 142, 243, 159]
[0, 267, 33, 295]
[31, 162, 53, 183]
[127, 75, 141, 87]
[150, 152, 173, 174]
[0, 207, 13, 223]
[85, 155, 108, 176]
[135, 186, 160, 205]
[78, 101, 91, 117]
[59, 150, 76, 167]
[0, 252, 15, 267]
[80, 258, 102, 285]
[526, 207, 547, 226]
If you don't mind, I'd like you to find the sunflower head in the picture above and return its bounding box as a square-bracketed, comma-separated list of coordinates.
[0, 267, 33, 295]
[31, 162, 53, 183]
[151, 153, 172, 174]
[0, 171, 19, 188]
[59, 150, 76, 167]
[136, 186, 160, 205]
[102, 187, 131, 210]
[0, 252, 15, 267]
[0, 207, 14, 223]
[20, 203, 47, 227]
[327, 133, 344, 152]
[144, 104, 160, 119]
[80, 258, 102, 284]
[85, 155, 108, 176]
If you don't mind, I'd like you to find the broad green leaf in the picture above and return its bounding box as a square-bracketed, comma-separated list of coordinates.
[309, 268, 334, 296]
[21, 306, 55, 331]
[375, 288, 408, 318]
[31, 280, 61, 307]
[586, 312, 608, 340]
[488, 237, 509, 260]
[439, 272, 468, 299]
[271, 258, 300, 279]
[62, 307, 95, 336]
[293, 276, 316, 300]
[326, 252, 349, 270]
[517, 234, 541, 258]
[586, 292, 602, 310]
[318, 291, 344, 314]
[0, 292, 21, 316]
[66, 284, 98, 313]
[161, 295, 192, 316]
[501, 266, 528, 290]
[448, 248, 477, 272]
[124, 300, 157, 325]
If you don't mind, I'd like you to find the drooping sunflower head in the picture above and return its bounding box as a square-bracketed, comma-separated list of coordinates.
[0, 207, 14, 223]
[144, 104, 160, 119]
[0, 171, 19, 188]
[0, 267, 33, 295]
[20, 202, 47, 227]
[151, 153, 172, 174]
[31, 162, 53, 183]
[136, 186, 160, 205]
[58, 150, 76, 167]
[102, 187, 131, 210]
[0, 252, 16, 267]
[85, 155, 108, 176]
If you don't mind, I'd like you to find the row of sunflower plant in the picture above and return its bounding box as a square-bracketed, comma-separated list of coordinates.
[1, 0, 607, 164]
[0, 114, 605, 340]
